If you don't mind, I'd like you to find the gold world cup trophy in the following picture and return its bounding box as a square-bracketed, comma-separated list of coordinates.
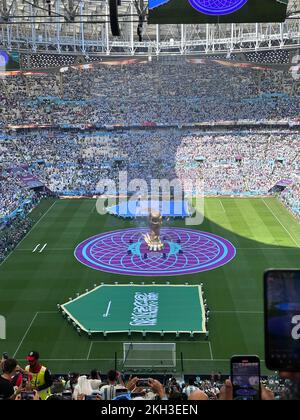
[143, 210, 164, 252]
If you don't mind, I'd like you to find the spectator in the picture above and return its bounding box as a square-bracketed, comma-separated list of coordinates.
[99, 370, 126, 400]
[89, 370, 102, 391]
[25, 351, 53, 400]
[183, 378, 199, 398]
[0, 358, 18, 400]
[72, 376, 93, 400]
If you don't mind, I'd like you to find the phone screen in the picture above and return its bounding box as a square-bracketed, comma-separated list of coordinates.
[21, 392, 35, 400]
[231, 357, 261, 401]
[264, 269, 300, 371]
[85, 395, 98, 401]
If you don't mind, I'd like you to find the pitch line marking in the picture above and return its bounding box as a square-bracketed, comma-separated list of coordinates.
[13, 311, 58, 358]
[103, 301, 112, 318]
[16, 358, 266, 363]
[219, 200, 226, 213]
[0, 201, 57, 268]
[15, 245, 300, 252]
[263, 199, 300, 248]
[39, 243, 47, 253]
[212, 310, 263, 314]
[13, 312, 39, 358]
[87, 342, 94, 360]
[209, 342, 214, 360]
[32, 244, 40, 253]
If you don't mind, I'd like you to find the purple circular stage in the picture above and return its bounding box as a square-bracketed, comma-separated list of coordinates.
[188, 0, 248, 16]
[75, 228, 236, 277]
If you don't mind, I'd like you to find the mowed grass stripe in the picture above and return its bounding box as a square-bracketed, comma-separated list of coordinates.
[0, 197, 299, 374]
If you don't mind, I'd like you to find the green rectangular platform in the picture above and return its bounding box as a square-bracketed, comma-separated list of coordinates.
[62, 285, 206, 334]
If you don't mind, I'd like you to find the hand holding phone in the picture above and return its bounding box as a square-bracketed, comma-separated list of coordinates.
[231, 356, 261, 401]
[21, 391, 35, 400]
[137, 378, 150, 388]
[264, 269, 300, 372]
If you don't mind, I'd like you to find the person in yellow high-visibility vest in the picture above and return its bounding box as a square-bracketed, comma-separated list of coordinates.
[25, 351, 53, 400]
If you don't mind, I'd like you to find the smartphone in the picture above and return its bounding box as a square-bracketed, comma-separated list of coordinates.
[264, 269, 300, 372]
[231, 356, 261, 401]
[62, 391, 72, 400]
[21, 392, 35, 400]
[137, 378, 150, 388]
[85, 395, 98, 401]
[22, 375, 28, 388]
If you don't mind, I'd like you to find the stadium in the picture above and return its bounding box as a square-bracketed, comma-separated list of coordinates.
[0, 0, 300, 402]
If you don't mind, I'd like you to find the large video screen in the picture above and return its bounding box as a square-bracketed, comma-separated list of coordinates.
[148, 0, 288, 24]
[0, 50, 20, 71]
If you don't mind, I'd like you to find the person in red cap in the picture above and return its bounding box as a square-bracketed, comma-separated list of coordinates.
[25, 351, 53, 400]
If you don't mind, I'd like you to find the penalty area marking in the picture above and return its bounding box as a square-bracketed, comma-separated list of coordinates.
[13, 311, 57, 358]
[262, 199, 300, 248]
[219, 200, 226, 213]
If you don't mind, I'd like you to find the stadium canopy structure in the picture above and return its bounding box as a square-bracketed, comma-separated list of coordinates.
[0, 0, 300, 57]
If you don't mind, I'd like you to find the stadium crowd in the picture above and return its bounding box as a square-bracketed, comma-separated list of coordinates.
[1, 129, 299, 211]
[0, 355, 299, 400]
[1, 61, 300, 127]
[1, 59, 300, 224]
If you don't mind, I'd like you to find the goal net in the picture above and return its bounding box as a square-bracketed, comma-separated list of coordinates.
[122, 343, 176, 369]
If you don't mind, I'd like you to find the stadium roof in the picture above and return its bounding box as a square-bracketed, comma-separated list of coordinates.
[1, 1, 300, 56]
[1, 1, 300, 22]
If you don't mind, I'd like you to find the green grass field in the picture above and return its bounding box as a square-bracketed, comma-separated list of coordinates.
[1, 196, 300, 375]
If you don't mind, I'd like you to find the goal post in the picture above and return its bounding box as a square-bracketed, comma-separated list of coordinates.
[122, 343, 176, 369]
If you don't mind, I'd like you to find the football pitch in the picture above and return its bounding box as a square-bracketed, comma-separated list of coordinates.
[1, 196, 300, 375]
